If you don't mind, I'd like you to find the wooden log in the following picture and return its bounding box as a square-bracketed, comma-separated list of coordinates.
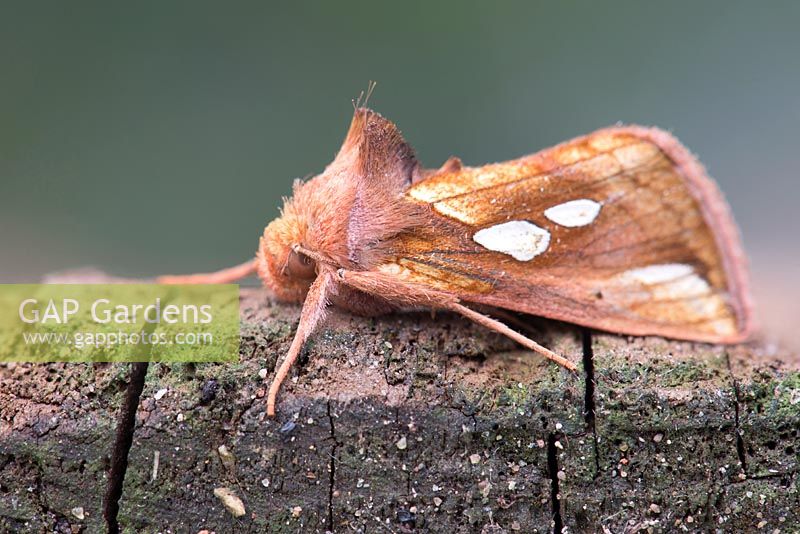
[1, 287, 798, 533]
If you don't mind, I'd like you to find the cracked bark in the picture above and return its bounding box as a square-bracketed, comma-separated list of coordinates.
[0, 286, 798, 533]
[546, 434, 564, 533]
[726, 352, 749, 476]
[326, 400, 339, 530]
[581, 328, 601, 477]
[103, 361, 149, 533]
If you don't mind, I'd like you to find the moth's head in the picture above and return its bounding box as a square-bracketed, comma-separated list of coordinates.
[256, 192, 318, 302]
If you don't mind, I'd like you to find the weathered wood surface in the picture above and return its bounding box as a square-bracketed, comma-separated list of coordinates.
[1, 287, 798, 533]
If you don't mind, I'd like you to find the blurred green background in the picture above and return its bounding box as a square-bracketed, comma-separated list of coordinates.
[1, 2, 798, 343]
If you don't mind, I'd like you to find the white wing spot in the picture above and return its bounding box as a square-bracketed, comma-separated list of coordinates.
[620, 264, 714, 307]
[473, 221, 550, 261]
[544, 199, 602, 227]
[622, 264, 695, 285]
[606, 264, 733, 335]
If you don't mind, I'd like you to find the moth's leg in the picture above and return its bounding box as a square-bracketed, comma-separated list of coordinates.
[335, 268, 577, 372]
[471, 306, 537, 336]
[447, 302, 577, 372]
[157, 258, 256, 284]
[266, 271, 334, 417]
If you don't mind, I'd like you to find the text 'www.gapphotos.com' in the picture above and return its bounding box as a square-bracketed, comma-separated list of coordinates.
[22, 330, 214, 349]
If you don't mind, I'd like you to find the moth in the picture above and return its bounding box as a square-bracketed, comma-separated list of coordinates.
[159, 106, 754, 417]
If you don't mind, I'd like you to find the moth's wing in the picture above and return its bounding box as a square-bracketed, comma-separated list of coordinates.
[382, 126, 753, 343]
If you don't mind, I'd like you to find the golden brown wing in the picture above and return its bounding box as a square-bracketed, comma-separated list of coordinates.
[378, 126, 753, 343]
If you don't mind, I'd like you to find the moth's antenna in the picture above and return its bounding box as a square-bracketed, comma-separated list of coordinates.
[348, 82, 374, 169]
[352, 81, 376, 111]
[352, 88, 365, 111]
[363, 80, 377, 108]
